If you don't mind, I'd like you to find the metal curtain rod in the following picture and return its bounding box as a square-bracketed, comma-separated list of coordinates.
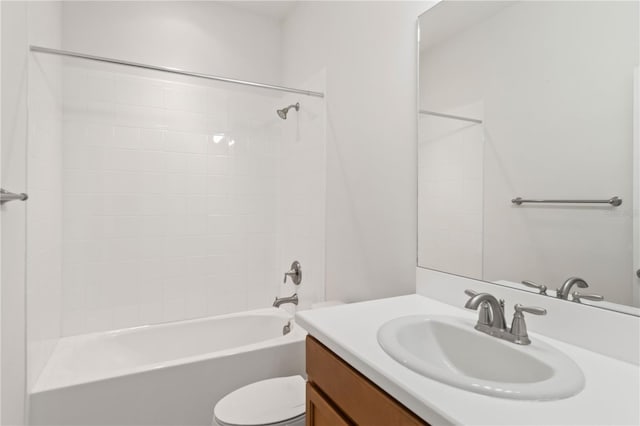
[511, 196, 622, 207]
[419, 109, 483, 124]
[30, 45, 325, 98]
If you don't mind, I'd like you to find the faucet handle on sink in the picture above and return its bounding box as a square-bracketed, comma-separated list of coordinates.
[510, 304, 547, 345]
[514, 304, 547, 316]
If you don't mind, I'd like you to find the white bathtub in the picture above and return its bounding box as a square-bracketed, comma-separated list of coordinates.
[29, 308, 306, 426]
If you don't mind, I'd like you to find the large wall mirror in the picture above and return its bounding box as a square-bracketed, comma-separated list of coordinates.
[418, 1, 640, 315]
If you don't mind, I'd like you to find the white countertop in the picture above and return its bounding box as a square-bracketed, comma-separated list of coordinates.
[296, 294, 640, 425]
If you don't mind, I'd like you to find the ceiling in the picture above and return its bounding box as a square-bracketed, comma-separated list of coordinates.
[420, 1, 514, 51]
[221, 1, 299, 21]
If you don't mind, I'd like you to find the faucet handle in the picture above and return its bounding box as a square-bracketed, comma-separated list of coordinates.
[510, 304, 547, 345]
[514, 304, 547, 316]
[464, 289, 478, 297]
[521, 280, 548, 295]
[571, 291, 604, 303]
[283, 261, 302, 285]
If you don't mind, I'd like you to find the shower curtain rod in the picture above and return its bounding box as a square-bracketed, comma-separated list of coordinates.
[30, 45, 325, 98]
[419, 109, 483, 124]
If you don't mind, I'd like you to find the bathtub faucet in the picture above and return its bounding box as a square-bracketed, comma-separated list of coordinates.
[273, 293, 299, 308]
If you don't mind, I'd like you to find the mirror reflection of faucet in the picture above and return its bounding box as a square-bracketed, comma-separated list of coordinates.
[518, 277, 604, 303]
[521, 280, 548, 295]
[571, 292, 604, 304]
[556, 277, 589, 300]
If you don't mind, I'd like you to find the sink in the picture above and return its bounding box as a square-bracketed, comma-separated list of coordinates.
[377, 315, 584, 400]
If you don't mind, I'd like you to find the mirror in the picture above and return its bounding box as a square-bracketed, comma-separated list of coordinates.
[418, 1, 640, 315]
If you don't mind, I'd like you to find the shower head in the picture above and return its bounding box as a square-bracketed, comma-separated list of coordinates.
[276, 102, 300, 120]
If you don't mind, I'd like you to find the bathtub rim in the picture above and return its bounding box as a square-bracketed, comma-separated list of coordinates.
[32, 307, 306, 394]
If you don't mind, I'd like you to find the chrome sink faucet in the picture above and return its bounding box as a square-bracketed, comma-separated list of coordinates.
[464, 290, 506, 330]
[464, 290, 547, 345]
[273, 293, 299, 308]
[556, 277, 588, 300]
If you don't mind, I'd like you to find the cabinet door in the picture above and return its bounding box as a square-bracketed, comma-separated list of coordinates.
[306, 382, 352, 426]
[306, 337, 428, 426]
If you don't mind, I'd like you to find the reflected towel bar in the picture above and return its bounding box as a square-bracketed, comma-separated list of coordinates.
[419, 109, 483, 124]
[511, 197, 622, 206]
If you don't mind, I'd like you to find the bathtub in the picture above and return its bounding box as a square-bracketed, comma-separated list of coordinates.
[29, 308, 306, 426]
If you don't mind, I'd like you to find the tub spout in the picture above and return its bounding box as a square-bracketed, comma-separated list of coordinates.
[273, 293, 299, 308]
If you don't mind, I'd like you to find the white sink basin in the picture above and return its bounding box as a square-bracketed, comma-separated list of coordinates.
[377, 315, 584, 400]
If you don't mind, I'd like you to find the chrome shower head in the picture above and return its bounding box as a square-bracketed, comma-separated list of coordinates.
[276, 102, 300, 120]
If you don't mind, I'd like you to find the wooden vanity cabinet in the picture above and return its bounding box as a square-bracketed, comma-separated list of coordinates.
[305, 336, 428, 426]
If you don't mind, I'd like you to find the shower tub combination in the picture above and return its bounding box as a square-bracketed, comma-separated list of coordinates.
[29, 308, 306, 426]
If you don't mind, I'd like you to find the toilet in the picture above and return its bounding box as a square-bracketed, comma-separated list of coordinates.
[213, 375, 306, 426]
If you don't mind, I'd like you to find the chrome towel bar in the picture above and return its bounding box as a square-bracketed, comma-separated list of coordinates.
[511, 196, 622, 206]
[0, 188, 28, 204]
[419, 109, 483, 124]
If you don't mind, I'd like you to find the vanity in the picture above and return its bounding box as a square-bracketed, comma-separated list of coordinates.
[296, 289, 640, 425]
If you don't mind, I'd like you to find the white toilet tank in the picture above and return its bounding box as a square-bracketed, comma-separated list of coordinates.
[213, 375, 306, 426]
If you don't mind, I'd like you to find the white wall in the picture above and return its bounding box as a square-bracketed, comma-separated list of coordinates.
[62, 1, 283, 86]
[59, 1, 326, 334]
[418, 103, 484, 279]
[1, 5, 3, 419]
[2, 1, 62, 422]
[420, 1, 639, 305]
[2, 3, 30, 424]
[282, 1, 432, 303]
[27, 0, 63, 391]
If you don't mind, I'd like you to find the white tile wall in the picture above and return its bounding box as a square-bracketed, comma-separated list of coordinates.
[61, 63, 325, 335]
[418, 103, 484, 280]
[275, 70, 327, 312]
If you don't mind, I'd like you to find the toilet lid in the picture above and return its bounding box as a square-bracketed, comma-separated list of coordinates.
[214, 375, 306, 426]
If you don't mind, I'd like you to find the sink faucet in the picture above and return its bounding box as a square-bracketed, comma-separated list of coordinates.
[464, 290, 506, 330]
[273, 293, 299, 308]
[557, 277, 588, 300]
[464, 290, 546, 345]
